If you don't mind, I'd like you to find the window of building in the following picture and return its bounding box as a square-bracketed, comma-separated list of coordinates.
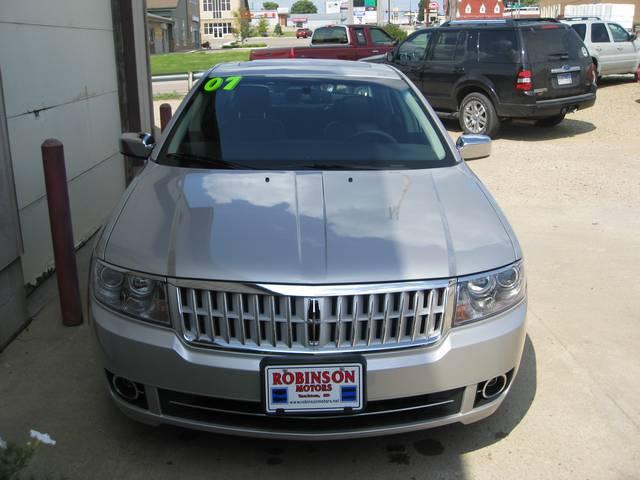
[465, 4, 471, 14]
[204, 0, 231, 18]
[479, 4, 486, 14]
[204, 22, 231, 37]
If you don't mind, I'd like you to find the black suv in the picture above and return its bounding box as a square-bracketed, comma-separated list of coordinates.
[373, 19, 597, 136]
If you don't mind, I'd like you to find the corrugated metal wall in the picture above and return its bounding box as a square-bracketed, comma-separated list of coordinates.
[0, 0, 127, 284]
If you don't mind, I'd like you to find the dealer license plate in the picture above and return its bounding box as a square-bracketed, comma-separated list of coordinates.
[264, 362, 364, 414]
[557, 73, 573, 86]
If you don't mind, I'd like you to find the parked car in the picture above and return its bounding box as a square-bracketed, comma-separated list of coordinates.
[296, 28, 313, 39]
[561, 17, 640, 79]
[250, 25, 396, 61]
[365, 19, 597, 136]
[91, 59, 527, 440]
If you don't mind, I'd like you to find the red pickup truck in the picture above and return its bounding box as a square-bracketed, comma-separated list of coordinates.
[250, 25, 397, 61]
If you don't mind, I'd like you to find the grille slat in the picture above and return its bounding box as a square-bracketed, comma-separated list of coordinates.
[174, 282, 450, 353]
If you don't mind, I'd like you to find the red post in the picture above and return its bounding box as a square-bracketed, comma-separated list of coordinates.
[41, 139, 83, 326]
[160, 103, 172, 132]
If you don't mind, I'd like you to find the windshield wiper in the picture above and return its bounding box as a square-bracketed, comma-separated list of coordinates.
[165, 152, 253, 170]
[301, 163, 381, 170]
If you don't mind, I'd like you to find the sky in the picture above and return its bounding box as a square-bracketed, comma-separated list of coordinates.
[248, 0, 442, 15]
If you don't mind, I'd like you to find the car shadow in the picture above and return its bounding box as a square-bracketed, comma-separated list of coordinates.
[443, 118, 595, 142]
[130, 335, 537, 478]
[596, 74, 636, 89]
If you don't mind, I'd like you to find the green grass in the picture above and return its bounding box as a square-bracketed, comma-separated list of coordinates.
[151, 51, 251, 75]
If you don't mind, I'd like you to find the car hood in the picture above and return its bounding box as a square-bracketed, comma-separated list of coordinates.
[102, 162, 519, 283]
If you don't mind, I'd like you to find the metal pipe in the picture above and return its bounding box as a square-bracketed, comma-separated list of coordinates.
[159, 103, 172, 132]
[41, 139, 83, 327]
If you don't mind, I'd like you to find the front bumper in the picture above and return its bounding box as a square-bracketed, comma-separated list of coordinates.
[91, 300, 527, 440]
[497, 92, 596, 119]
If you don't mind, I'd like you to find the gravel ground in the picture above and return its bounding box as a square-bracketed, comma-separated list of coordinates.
[2, 78, 637, 480]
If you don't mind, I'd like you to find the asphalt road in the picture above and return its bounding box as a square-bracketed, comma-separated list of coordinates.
[1, 76, 639, 480]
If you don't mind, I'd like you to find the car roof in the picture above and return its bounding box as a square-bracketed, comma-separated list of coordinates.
[209, 59, 403, 80]
[560, 17, 603, 23]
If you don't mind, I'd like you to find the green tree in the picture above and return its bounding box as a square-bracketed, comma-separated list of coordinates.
[290, 0, 318, 13]
[263, 1, 279, 9]
[232, 8, 252, 43]
[274, 23, 283, 35]
[257, 16, 269, 36]
[383, 23, 407, 41]
[417, 0, 425, 21]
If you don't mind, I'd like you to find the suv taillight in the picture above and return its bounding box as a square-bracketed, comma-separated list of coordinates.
[516, 70, 533, 92]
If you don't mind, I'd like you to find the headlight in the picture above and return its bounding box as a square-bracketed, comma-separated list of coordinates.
[454, 261, 526, 326]
[92, 261, 170, 325]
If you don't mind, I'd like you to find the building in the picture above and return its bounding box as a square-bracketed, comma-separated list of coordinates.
[251, 9, 280, 30]
[148, 0, 201, 50]
[290, 13, 347, 28]
[456, 0, 503, 18]
[539, 1, 639, 29]
[0, 0, 153, 348]
[200, 0, 241, 48]
[148, 13, 174, 53]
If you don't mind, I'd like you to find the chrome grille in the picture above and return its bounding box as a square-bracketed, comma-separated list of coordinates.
[170, 281, 453, 353]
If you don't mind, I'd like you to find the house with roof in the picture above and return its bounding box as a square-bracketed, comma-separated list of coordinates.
[148, 0, 201, 50]
[457, 0, 503, 18]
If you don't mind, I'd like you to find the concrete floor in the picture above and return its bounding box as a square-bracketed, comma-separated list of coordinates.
[1, 77, 639, 479]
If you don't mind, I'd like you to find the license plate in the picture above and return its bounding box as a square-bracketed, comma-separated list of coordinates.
[263, 362, 364, 414]
[557, 73, 573, 86]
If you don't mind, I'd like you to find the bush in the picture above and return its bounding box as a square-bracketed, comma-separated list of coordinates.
[0, 441, 36, 480]
[274, 23, 283, 36]
[257, 17, 269, 36]
[383, 24, 407, 42]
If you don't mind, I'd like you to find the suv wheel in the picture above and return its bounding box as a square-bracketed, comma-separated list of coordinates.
[535, 114, 565, 127]
[459, 92, 500, 137]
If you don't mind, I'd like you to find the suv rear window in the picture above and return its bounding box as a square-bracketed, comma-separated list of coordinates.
[571, 23, 586, 40]
[522, 27, 585, 63]
[312, 26, 348, 44]
[478, 30, 519, 63]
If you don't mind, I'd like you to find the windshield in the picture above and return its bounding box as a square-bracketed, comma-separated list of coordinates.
[158, 75, 455, 170]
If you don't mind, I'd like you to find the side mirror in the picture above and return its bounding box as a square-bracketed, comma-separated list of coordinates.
[120, 132, 155, 159]
[630, 33, 637, 42]
[386, 50, 395, 62]
[456, 134, 491, 160]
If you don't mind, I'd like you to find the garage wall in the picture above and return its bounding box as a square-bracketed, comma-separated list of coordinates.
[0, 0, 127, 284]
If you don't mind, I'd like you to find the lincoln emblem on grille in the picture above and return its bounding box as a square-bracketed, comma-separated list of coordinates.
[307, 299, 321, 346]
